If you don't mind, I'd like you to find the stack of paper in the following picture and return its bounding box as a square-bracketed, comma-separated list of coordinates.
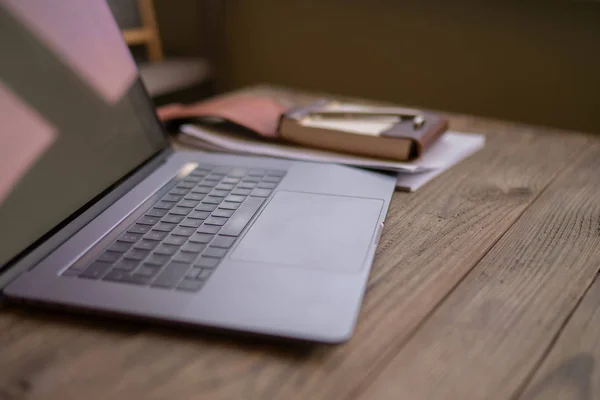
[179, 124, 485, 192]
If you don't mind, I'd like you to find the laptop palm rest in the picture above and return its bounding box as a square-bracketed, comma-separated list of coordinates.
[230, 191, 383, 273]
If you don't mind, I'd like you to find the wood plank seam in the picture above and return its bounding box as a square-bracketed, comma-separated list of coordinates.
[512, 270, 600, 400]
[355, 142, 600, 400]
[347, 152, 580, 400]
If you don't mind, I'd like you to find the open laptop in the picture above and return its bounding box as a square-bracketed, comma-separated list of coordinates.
[0, 1, 395, 343]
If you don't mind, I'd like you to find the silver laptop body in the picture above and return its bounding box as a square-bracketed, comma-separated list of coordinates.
[0, 0, 395, 343]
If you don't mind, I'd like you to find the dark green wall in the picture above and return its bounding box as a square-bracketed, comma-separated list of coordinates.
[217, 1, 600, 133]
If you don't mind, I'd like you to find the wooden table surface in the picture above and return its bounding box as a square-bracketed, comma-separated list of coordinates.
[2, 86, 600, 400]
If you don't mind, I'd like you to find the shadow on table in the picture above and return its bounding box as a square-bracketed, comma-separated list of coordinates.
[1, 301, 319, 360]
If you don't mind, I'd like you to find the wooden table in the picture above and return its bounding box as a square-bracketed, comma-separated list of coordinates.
[2, 86, 600, 400]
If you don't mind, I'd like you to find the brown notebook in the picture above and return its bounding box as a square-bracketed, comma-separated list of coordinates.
[279, 100, 448, 161]
[157, 94, 448, 161]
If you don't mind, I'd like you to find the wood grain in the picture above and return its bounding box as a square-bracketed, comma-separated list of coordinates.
[359, 142, 600, 400]
[0, 86, 595, 400]
[518, 275, 600, 400]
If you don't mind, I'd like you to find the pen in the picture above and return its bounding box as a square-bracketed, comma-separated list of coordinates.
[305, 110, 426, 129]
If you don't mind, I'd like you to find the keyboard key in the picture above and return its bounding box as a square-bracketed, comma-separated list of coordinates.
[219, 197, 264, 237]
[172, 227, 195, 237]
[179, 218, 203, 228]
[134, 239, 159, 250]
[218, 202, 240, 210]
[154, 244, 179, 255]
[212, 208, 235, 218]
[119, 232, 143, 243]
[103, 269, 150, 285]
[237, 182, 256, 189]
[212, 166, 230, 175]
[134, 265, 161, 277]
[177, 181, 195, 189]
[185, 268, 202, 279]
[169, 188, 188, 196]
[154, 201, 175, 210]
[153, 222, 177, 232]
[184, 193, 205, 201]
[196, 203, 217, 212]
[205, 216, 228, 226]
[191, 168, 209, 175]
[204, 247, 228, 258]
[145, 253, 170, 266]
[146, 208, 168, 217]
[97, 251, 121, 263]
[124, 248, 150, 261]
[231, 188, 252, 196]
[228, 168, 248, 177]
[177, 279, 204, 292]
[80, 261, 112, 280]
[211, 236, 236, 249]
[137, 216, 160, 225]
[191, 186, 212, 194]
[251, 189, 272, 198]
[222, 177, 241, 184]
[209, 189, 230, 198]
[189, 233, 214, 244]
[268, 170, 286, 177]
[143, 230, 168, 241]
[248, 169, 267, 176]
[169, 207, 192, 216]
[205, 175, 222, 181]
[181, 242, 206, 253]
[163, 235, 188, 246]
[183, 175, 202, 183]
[188, 210, 210, 220]
[215, 183, 235, 191]
[197, 224, 220, 234]
[197, 269, 213, 280]
[244, 176, 261, 183]
[161, 214, 184, 224]
[257, 182, 277, 189]
[161, 194, 182, 203]
[202, 196, 222, 205]
[263, 176, 282, 183]
[194, 257, 220, 269]
[108, 241, 133, 253]
[178, 199, 200, 208]
[190, 169, 209, 177]
[224, 195, 246, 203]
[198, 181, 218, 188]
[113, 259, 140, 271]
[172, 251, 199, 264]
[127, 224, 152, 234]
[151, 262, 190, 288]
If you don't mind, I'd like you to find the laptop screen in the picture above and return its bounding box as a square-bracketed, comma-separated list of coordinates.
[0, 1, 168, 267]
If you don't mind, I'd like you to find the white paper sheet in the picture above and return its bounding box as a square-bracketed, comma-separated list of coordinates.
[179, 124, 485, 191]
[181, 124, 432, 173]
[395, 132, 485, 191]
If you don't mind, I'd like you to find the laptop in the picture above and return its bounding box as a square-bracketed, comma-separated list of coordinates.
[0, 1, 395, 343]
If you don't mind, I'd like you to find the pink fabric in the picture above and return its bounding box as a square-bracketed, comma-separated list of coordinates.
[157, 95, 288, 138]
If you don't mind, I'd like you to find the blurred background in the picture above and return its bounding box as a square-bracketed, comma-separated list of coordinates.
[108, 0, 600, 134]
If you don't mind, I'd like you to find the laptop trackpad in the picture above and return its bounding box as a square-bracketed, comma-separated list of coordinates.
[230, 191, 383, 273]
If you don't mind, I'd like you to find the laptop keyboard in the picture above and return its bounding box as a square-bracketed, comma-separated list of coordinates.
[62, 165, 286, 292]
